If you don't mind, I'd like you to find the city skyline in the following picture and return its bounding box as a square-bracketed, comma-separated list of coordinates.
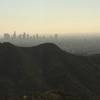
[0, 32, 59, 40]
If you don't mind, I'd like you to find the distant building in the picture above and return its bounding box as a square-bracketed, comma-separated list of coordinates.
[32, 35, 36, 39]
[54, 34, 58, 39]
[26, 34, 30, 39]
[4, 33, 10, 40]
[36, 34, 39, 39]
[18, 34, 22, 39]
[22, 32, 26, 39]
[12, 31, 17, 39]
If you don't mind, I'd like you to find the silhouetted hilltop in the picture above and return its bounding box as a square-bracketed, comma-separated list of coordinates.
[0, 42, 100, 96]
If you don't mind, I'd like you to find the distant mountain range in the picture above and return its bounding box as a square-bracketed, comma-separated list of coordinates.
[0, 42, 100, 96]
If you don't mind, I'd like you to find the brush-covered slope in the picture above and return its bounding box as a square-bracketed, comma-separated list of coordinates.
[0, 42, 100, 96]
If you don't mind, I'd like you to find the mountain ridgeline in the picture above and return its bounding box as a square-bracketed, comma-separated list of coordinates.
[0, 42, 100, 96]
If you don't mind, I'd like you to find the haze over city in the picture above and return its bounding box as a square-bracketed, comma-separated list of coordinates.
[0, 0, 100, 54]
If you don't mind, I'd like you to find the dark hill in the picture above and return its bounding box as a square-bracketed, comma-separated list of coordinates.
[0, 42, 100, 96]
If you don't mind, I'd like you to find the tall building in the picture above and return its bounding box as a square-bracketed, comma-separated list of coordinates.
[54, 34, 58, 39]
[12, 31, 16, 39]
[4, 33, 10, 40]
[23, 32, 26, 39]
[36, 33, 39, 39]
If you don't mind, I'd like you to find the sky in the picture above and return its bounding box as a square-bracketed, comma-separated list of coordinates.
[0, 0, 100, 36]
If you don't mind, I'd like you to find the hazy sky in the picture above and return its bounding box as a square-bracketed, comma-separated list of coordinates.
[0, 0, 100, 35]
